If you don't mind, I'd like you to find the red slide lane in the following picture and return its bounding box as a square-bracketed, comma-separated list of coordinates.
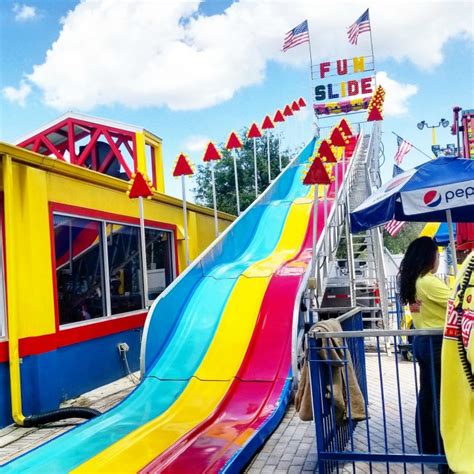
[141, 143, 357, 473]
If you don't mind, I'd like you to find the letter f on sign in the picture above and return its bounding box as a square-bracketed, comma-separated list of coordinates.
[320, 62, 331, 79]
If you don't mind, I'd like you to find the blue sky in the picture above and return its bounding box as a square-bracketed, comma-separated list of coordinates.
[1, 0, 473, 200]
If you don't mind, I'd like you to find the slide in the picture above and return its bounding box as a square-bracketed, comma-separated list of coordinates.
[5, 134, 359, 473]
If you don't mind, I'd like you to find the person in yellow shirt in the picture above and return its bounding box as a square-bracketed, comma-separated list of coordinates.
[441, 251, 474, 473]
[398, 236, 451, 459]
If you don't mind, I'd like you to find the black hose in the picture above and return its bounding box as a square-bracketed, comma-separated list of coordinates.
[21, 407, 101, 427]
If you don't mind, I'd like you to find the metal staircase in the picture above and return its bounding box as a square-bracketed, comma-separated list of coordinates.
[307, 122, 389, 329]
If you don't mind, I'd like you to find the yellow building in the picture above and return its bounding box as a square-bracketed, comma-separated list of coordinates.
[0, 113, 233, 427]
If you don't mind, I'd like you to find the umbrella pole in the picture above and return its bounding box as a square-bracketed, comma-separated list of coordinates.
[446, 210, 458, 275]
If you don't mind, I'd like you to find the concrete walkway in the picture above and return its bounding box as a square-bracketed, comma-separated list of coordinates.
[0, 374, 137, 465]
[1, 355, 441, 473]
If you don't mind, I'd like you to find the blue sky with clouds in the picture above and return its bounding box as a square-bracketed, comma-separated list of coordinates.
[1, 0, 473, 200]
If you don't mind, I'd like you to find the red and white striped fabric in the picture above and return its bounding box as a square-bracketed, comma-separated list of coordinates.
[394, 137, 412, 164]
[384, 219, 406, 237]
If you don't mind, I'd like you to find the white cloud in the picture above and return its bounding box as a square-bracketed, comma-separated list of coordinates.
[183, 135, 211, 153]
[13, 0, 473, 111]
[2, 81, 32, 106]
[376, 71, 418, 116]
[13, 3, 37, 22]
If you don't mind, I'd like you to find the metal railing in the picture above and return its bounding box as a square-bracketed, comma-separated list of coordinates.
[308, 312, 448, 473]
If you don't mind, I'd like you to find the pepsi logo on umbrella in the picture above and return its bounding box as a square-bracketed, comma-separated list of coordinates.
[423, 190, 442, 208]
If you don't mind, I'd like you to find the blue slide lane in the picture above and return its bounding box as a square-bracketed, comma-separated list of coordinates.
[4, 139, 316, 473]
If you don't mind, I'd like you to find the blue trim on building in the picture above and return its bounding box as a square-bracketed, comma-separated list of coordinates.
[0, 328, 142, 428]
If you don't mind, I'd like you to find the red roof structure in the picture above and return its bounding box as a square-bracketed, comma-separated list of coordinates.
[283, 105, 294, 117]
[15, 112, 163, 189]
[298, 97, 307, 107]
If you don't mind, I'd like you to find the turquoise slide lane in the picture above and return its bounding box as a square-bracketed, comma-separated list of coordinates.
[4, 139, 317, 473]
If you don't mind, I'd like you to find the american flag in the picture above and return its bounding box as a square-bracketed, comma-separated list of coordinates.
[394, 136, 413, 164]
[384, 219, 406, 237]
[347, 9, 371, 45]
[282, 20, 310, 52]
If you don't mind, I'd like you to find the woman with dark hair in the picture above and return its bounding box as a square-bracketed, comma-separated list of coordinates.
[398, 236, 451, 460]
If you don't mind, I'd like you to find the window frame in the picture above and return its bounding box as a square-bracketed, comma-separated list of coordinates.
[50, 204, 177, 331]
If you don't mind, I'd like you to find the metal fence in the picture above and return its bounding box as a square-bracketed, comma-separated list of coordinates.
[308, 310, 448, 473]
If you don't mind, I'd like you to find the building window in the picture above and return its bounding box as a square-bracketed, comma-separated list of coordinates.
[54, 215, 106, 325]
[53, 213, 175, 326]
[146, 228, 174, 300]
[106, 223, 144, 315]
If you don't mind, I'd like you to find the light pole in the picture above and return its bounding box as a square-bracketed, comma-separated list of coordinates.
[417, 118, 449, 155]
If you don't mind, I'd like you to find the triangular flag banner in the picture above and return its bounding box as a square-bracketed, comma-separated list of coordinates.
[366, 85, 385, 122]
[329, 127, 350, 147]
[291, 100, 300, 112]
[226, 132, 243, 150]
[317, 140, 337, 163]
[173, 153, 194, 177]
[338, 118, 353, 138]
[367, 106, 384, 122]
[298, 97, 307, 107]
[247, 123, 262, 139]
[128, 172, 153, 199]
[283, 105, 294, 116]
[273, 110, 285, 123]
[203, 142, 221, 162]
[261, 115, 274, 130]
[303, 157, 331, 185]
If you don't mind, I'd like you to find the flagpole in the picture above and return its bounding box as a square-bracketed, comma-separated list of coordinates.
[253, 137, 259, 197]
[391, 131, 434, 160]
[266, 130, 272, 183]
[307, 22, 318, 138]
[367, 8, 377, 88]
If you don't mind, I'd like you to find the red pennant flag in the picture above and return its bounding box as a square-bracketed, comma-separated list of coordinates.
[337, 118, 353, 138]
[329, 127, 349, 147]
[273, 110, 285, 123]
[298, 97, 307, 107]
[291, 100, 300, 112]
[173, 153, 194, 177]
[247, 123, 262, 138]
[128, 172, 153, 198]
[367, 107, 384, 122]
[261, 115, 274, 130]
[203, 142, 221, 162]
[283, 105, 294, 116]
[317, 140, 337, 163]
[226, 132, 243, 150]
[303, 157, 331, 185]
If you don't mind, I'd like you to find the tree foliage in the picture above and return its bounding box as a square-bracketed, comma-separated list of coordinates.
[383, 222, 425, 254]
[193, 128, 291, 215]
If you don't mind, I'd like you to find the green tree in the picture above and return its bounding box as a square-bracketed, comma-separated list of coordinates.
[193, 128, 292, 215]
[383, 222, 425, 254]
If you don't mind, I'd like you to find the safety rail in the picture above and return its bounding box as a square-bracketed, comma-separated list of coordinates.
[308, 321, 448, 473]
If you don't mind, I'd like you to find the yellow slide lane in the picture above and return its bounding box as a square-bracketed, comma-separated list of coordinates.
[74, 194, 314, 473]
[419, 222, 440, 238]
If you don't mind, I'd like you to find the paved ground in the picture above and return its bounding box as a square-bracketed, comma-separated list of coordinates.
[0, 373, 137, 465]
[246, 353, 440, 473]
[1, 354, 442, 473]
